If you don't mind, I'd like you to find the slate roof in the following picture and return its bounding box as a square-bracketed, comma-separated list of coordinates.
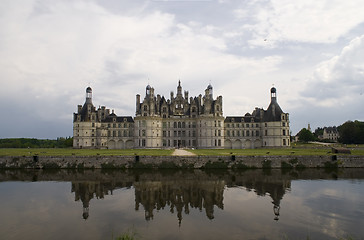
[102, 116, 134, 123]
[263, 100, 283, 122]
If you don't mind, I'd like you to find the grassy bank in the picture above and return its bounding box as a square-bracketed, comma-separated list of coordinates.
[1, 143, 364, 156]
[0, 148, 174, 156]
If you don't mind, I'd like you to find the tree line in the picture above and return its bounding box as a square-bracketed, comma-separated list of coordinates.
[0, 137, 73, 148]
[297, 120, 364, 144]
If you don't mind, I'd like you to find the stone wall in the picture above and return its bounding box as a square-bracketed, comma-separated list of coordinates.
[1, 154, 364, 169]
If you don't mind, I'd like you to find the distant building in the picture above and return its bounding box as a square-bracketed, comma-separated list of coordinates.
[321, 127, 339, 142]
[73, 83, 290, 149]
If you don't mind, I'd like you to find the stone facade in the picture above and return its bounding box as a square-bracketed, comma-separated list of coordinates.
[73, 82, 290, 149]
[322, 127, 339, 142]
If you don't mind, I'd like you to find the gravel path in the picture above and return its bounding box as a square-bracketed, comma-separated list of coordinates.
[172, 149, 196, 156]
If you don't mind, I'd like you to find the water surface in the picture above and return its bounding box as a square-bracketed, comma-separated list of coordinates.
[0, 169, 363, 240]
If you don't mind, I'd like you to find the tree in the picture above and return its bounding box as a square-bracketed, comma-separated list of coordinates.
[338, 120, 364, 144]
[297, 128, 315, 142]
[314, 127, 324, 139]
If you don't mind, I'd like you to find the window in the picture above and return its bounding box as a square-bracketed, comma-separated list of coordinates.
[283, 129, 286, 136]
[256, 130, 259, 136]
[144, 105, 148, 111]
[227, 130, 230, 137]
[283, 139, 286, 146]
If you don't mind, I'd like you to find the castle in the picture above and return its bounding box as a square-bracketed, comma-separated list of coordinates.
[73, 82, 290, 149]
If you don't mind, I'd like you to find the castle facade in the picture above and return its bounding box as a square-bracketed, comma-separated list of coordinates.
[73, 82, 290, 149]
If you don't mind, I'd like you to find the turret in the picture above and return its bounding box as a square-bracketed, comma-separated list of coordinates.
[86, 87, 92, 104]
[207, 84, 213, 99]
[271, 87, 277, 102]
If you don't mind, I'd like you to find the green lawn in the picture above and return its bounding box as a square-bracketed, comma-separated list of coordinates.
[186, 148, 332, 156]
[1, 144, 364, 156]
[187, 143, 364, 156]
[0, 148, 174, 156]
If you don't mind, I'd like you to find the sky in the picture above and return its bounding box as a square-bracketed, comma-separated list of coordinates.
[1, 0, 364, 139]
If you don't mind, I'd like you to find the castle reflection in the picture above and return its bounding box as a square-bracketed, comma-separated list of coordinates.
[70, 170, 290, 223]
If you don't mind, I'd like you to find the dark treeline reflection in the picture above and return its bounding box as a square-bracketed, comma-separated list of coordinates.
[1, 168, 364, 224]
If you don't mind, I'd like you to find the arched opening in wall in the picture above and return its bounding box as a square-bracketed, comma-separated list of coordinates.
[245, 140, 251, 149]
[125, 140, 134, 149]
[117, 140, 125, 149]
[254, 139, 262, 148]
[108, 140, 116, 149]
[225, 139, 232, 149]
[233, 139, 242, 149]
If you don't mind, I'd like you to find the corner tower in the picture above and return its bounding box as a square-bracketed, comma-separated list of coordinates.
[262, 87, 290, 147]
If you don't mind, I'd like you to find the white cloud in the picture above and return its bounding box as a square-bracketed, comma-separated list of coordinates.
[237, 0, 364, 46]
[303, 35, 364, 104]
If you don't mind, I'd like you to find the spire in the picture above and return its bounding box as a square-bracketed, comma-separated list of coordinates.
[177, 80, 182, 96]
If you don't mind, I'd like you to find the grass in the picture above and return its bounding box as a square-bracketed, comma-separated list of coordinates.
[1, 143, 364, 156]
[187, 148, 330, 156]
[0, 148, 174, 156]
[188, 146, 364, 156]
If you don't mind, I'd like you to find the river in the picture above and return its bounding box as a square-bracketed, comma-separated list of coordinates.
[0, 168, 363, 239]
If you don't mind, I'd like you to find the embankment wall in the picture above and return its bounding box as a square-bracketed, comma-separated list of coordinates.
[1, 154, 363, 169]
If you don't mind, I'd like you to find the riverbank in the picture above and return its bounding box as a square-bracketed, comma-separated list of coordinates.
[1, 154, 364, 169]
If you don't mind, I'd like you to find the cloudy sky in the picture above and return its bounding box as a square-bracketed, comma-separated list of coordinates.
[1, 0, 364, 139]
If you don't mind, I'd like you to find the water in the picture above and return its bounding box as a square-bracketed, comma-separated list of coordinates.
[0, 168, 364, 240]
